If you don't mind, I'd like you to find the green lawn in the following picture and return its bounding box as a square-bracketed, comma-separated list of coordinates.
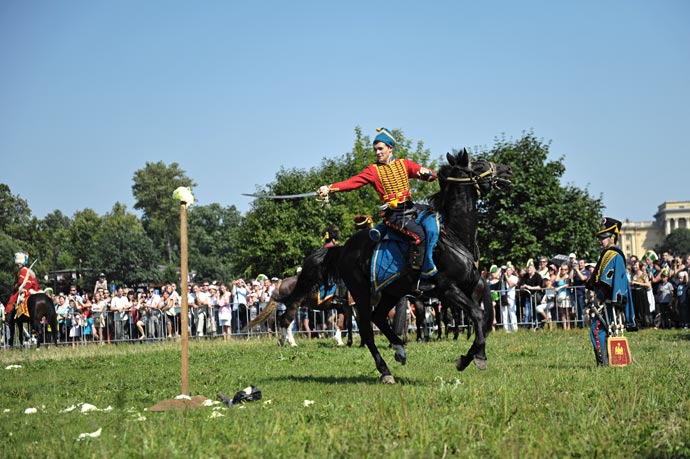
[1, 329, 688, 458]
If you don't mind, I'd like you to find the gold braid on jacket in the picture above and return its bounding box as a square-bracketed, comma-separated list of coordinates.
[375, 160, 411, 208]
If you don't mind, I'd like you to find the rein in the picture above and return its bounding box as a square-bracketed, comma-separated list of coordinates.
[444, 162, 497, 197]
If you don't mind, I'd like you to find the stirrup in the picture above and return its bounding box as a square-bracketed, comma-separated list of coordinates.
[413, 278, 435, 295]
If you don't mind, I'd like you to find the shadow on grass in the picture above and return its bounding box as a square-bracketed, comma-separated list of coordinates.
[265, 374, 418, 385]
[668, 330, 690, 341]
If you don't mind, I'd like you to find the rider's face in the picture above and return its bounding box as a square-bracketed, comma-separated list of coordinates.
[598, 235, 613, 249]
[373, 142, 393, 164]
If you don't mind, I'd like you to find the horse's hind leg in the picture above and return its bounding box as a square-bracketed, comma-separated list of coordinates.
[345, 307, 354, 347]
[372, 296, 407, 366]
[359, 310, 396, 383]
[32, 318, 44, 349]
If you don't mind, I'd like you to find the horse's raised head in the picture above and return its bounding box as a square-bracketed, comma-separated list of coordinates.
[438, 149, 513, 196]
[446, 148, 469, 167]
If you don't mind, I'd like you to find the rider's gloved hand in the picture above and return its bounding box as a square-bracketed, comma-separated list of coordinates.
[317, 185, 330, 197]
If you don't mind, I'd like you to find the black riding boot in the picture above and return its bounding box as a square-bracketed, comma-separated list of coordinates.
[410, 245, 435, 294]
[594, 345, 609, 367]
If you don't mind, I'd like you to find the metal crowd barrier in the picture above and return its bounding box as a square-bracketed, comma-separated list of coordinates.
[1, 301, 361, 348]
[2, 285, 596, 349]
[492, 285, 589, 330]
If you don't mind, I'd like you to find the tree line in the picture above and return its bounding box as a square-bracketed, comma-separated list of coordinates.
[2, 129, 614, 295]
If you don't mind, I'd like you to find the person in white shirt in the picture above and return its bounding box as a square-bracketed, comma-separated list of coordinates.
[110, 286, 130, 341]
[501, 265, 519, 332]
[231, 279, 248, 333]
[192, 284, 209, 337]
[145, 287, 162, 340]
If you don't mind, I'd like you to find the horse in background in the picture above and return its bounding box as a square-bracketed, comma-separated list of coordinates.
[6, 293, 58, 348]
[247, 275, 355, 347]
[279, 150, 513, 383]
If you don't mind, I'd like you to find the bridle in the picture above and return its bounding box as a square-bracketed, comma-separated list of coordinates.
[444, 161, 497, 197]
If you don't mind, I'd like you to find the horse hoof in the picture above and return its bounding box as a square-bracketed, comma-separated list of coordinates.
[392, 344, 407, 366]
[456, 355, 472, 372]
[474, 358, 487, 370]
[380, 375, 396, 384]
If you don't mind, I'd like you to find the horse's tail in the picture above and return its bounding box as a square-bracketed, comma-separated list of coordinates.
[479, 277, 494, 336]
[278, 247, 339, 307]
[243, 280, 282, 331]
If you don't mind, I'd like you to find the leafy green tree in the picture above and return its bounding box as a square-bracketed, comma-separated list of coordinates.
[132, 162, 195, 264]
[0, 184, 34, 293]
[0, 184, 32, 241]
[476, 132, 604, 267]
[188, 203, 242, 282]
[656, 228, 690, 256]
[69, 209, 102, 272]
[0, 232, 22, 296]
[89, 203, 160, 288]
[30, 210, 74, 272]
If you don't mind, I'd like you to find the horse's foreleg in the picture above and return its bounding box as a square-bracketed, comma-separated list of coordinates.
[446, 285, 487, 371]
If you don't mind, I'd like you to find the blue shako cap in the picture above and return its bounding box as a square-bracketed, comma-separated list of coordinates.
[373, 127, 396, 147]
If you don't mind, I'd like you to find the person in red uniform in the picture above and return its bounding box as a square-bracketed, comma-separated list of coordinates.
[317, 127, 437, 289]
[5, 252, 40, 317]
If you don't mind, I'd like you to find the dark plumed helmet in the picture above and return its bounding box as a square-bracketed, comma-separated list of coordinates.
[354, 214, 374, 230]
[321, 225, 340, 243]
[596, 216, 622, 240]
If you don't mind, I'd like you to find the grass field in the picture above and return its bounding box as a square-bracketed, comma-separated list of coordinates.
[1, 328, 689, 459]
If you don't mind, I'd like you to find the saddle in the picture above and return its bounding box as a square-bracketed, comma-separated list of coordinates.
[370, 208, 441, 293]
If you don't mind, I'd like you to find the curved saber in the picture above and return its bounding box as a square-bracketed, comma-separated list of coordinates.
[242, 192, 317, 199]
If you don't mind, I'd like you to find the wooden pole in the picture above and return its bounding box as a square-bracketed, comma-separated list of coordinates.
[180, 202, 189, 396]
[148, 192, 208, 411]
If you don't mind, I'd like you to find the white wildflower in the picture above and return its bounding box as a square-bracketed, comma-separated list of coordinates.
[77, 428, 102, 441]
[80, 403, 99, 413]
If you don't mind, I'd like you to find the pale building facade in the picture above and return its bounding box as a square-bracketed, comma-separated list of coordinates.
[620, 200, 690, 259]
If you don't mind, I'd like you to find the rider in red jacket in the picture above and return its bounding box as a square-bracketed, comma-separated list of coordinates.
[318, 127, 437, 291]
[5, 252, 40, 316]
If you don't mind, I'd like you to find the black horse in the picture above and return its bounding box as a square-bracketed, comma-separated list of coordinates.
[6, 293, 58, 348]
[279, 149, 513, 383]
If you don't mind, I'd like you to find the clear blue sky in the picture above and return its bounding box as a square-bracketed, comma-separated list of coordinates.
[1, 0, 688, 222]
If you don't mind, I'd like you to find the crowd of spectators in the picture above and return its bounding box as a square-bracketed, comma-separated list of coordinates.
[3, 250, 689, 348]
[1, 273, 300, 346]
[486, 251, 690, 332]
